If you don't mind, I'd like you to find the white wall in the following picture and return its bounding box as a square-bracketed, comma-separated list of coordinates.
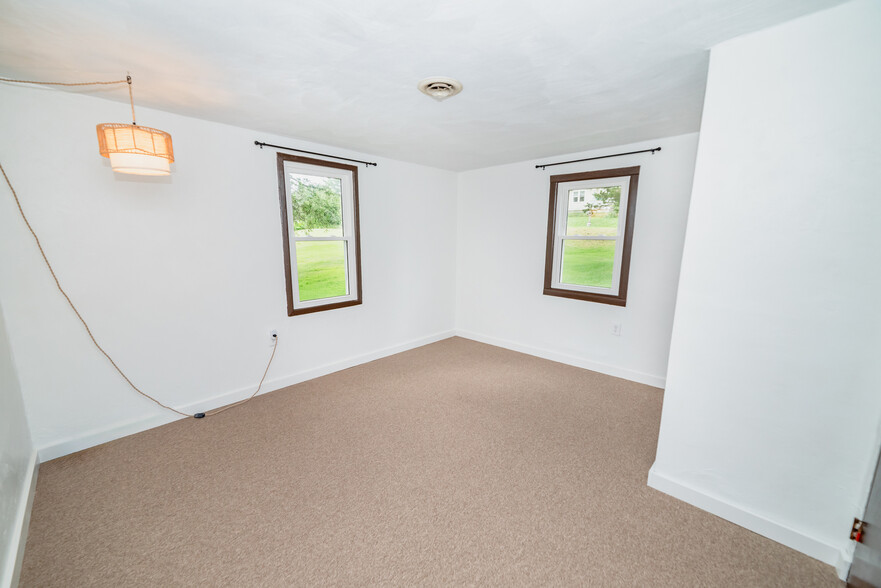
[456, 133, 699, 386]
[0, 299, 35, 588]
[650, 0, 881, 568]
[0, 83, 458, 458]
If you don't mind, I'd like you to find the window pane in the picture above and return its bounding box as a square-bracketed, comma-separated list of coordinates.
[565, 186, 621, 237]
[560, 239, 615, 288]
[290, 173, 343, 237]
[295, 241, 348, 301]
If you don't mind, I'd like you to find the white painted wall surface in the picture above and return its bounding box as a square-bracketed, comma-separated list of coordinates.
[651, 0, 881, 566]
[455, 134, 699, 387]
[0, 300, 35, 587]
[0, 84, 458, 457]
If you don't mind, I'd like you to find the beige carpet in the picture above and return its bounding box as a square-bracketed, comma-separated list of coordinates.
[20, 337, 840, 586]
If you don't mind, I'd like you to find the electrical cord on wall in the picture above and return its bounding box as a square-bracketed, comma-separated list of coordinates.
[0, 159, 279, 419]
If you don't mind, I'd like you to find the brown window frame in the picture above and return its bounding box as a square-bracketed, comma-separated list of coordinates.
[276, 153, 363, 316]
[542, 166, 640, 307]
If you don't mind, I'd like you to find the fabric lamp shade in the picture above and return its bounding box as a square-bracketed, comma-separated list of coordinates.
[96, 123, 174, 175]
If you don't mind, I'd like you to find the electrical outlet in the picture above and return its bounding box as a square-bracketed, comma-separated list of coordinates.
[612, 323, 622, 336]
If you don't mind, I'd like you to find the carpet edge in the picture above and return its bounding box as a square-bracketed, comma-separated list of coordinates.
[455, 329, 666, 388]
[646, 465, 846, 576]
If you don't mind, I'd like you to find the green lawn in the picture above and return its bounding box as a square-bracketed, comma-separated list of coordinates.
[561, 212, 618, 288]
[295, 241, 348, 301]
[561, 240, 615, 288]
[566, 211, 618, 236]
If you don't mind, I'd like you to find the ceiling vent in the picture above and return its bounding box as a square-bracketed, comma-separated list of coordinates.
[417, 77, 463, 101]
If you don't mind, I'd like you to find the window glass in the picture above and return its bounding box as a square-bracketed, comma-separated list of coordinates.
[290, 173, 343, 237]
[295, 241, 348, 301]
[561, 240, 615, 288]
[565, 187, 620, 238]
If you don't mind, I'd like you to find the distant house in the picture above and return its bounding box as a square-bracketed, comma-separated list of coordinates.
[568, 189, 589, 211]
[567, 189, 612, 215]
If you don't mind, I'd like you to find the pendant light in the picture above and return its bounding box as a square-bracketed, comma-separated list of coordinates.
[96, 76, 174, 175]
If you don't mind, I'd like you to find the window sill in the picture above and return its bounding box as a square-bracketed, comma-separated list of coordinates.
[289, 298, 362, 316]
[543, 286, 627, 307]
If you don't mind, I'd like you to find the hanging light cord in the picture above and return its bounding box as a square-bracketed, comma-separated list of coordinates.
[0, 74, 138, 124]
[0, 76, 128, 86]
[126, 75, 136, 125]
[0, 74, 279, 419]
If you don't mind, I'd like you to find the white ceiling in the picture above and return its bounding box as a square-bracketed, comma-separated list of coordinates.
[0, 0, 845, 170]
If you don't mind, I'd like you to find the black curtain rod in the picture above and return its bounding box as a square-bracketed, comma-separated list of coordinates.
[535, 147, 661, 170]
[255, 140, 378, 167]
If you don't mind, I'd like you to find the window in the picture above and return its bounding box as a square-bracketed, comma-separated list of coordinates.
[543, 166, 639, 307]
[276, 154, 362, 316]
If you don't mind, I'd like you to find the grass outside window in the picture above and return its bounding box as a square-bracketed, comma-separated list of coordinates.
[561, 212, 618, 288]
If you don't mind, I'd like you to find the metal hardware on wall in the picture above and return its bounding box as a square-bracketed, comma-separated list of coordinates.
[852, 518, 866, 543]
[535, 147, 661, 170]
[255, 140, 377, 167]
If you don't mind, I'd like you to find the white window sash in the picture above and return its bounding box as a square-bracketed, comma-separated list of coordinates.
[551, 176, 631, 296]
[283, 160, 358, 309]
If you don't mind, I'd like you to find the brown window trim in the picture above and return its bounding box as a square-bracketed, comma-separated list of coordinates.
[276, 153, 363, 316]
[542, 166, 640, 307]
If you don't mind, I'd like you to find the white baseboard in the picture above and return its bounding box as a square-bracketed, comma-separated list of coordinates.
[647, 466, 841, 568]
[835, 548, 852, 582]
[455, 329, 666, 388]
[38, 329, 456, 462]
[37, 412, 177, 463]
[2, 450, 38, 588]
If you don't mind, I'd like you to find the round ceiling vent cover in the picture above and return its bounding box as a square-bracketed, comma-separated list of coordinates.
[417, 77, 463, 101]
